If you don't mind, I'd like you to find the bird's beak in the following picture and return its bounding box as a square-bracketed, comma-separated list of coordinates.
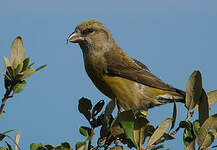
[67, 32, 84, 43]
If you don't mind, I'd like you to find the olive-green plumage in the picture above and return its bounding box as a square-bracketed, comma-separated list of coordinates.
[68, 20, 185, 112]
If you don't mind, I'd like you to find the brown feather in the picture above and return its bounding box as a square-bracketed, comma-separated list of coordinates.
[104, 48, 184, 95]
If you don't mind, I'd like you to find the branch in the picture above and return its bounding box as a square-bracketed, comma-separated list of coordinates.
[0, 85, 15, 118]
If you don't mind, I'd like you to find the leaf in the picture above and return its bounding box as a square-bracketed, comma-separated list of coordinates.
[200, 132, 215, 149]
[150, 144, 164, 150]
[179, 121, 192, 130]
[134, 116, 149, 148]
[35, 64, 48, 72]
[22, 57, 30, 72]
[154, 133, 175, 145]
[3, 56, 11, 68]
[206, 89, 217, 108]
[0, 129, 17, 141]
[0, 134, 6, 141]
[15, 62, 23, 75]
[10, 36, 25, 65]
[185, 71, 202, 111]
[13, 80, 27, 93]
[110, 116, 124, 136]
[185, 139, 195, 150]
[23, 68, 35, 78]
[61, 142, 71, 148]
[0, 147, 7, 150]
[91, 100, 104, 117]
[12, 56, 20, 69]
[44, 145, 54, 150]
[197, 114, 217, 149]
[5, 141, 13, 150]
[29, 62, 36, 68]
[6, 66, 15, 80]
[193, 120, 200, 137]
[104, 100, 116, 117]
[78, 97, 92, 121]
[119, 110, 137, 147]
[194, 89, 217, 111]
[147, 118, 172, 147]
[79, 126, 91, 137]
[75, 141, 88, 150]
[30, 143, 44, 150]
[183, 128, 194, 147]
[169, 99, 177, 133]
[110, 145, 123, 150]
[198, 89, 209, 126]
[36, 146, 47, 150]
[15, 131, 21, 150]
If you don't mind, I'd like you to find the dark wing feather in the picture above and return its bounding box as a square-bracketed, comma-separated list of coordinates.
[104, 50, 181, 92]
[132, 58, 150, 72]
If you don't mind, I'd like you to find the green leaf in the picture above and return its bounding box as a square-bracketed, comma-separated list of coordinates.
[23, 68, 36, 78]
[35, 64, 48, 72]
[10, 36, 25, 65]
[147, 118, 173, 147]
[75, 141, 88, 150]
[185, 70, 202, 111]
[44, 145, 54, 150]
[78, 97, 92, 121]
[199, 89, 209, 126]
[3, 56, 11, 68]
[22, 57, 30, 72]
[61, 142, 71, 149]
[0, 147, 7, 150]
[193, 120, 200, 137]
[36, 146, 47, 150]
[185, 139, 195, 150]
[197, 114, 217, 149]
[91, 100, 104, 117]
[30, 143, 44, 150]
[179, 121, 192, 130]
[13, 80, 27, 93]
[29, 62, 36, 68]
[183, 128, 194, 147]
[79, 126, 91, 137]
[119, 110, 137, 147]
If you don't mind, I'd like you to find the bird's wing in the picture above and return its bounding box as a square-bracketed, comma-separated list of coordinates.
[132, 58, 150, 72]
[104, 49, 180, 92]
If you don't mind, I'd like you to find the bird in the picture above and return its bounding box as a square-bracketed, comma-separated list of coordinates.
[67, 20, 185, 112]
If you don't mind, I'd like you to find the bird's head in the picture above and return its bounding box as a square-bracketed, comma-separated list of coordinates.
[67, 20, 118, 53]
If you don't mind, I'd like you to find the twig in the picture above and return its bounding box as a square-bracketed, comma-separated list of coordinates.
[0, 85, 14, 118]
[88, 127, 94, 150]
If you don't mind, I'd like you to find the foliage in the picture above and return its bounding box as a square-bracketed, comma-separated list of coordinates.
[1, 37, 217, 150]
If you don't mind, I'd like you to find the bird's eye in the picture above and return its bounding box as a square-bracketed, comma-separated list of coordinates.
[82, 28, 94, 35]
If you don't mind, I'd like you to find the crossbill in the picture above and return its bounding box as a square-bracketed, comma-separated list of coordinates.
[67, 20, 185, 112]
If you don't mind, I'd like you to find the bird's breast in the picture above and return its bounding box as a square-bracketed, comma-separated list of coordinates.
[83, 55, 115, 98]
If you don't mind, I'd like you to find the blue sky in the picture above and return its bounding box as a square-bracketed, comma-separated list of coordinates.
[1, 0, 217, 149]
